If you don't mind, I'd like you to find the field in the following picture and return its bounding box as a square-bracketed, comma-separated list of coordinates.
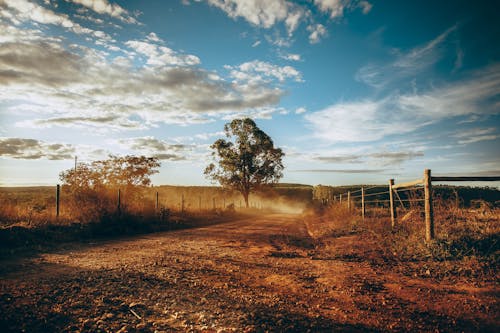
[0, 185, 499, 332]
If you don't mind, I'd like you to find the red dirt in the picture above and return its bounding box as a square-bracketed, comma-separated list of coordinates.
[0, 213, 498, 332]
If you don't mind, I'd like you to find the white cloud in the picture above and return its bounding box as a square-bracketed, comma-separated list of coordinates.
[204, 0, 290, 28]
[201, 0, 313, 41]
[194, 131, 225, 140]
[146, 32, 162, 42]
[251, 40, 261, 47]
[314, 0, 372, 18]
[452, 128, 499, 145]
[307, 24, 327, 44]
[306, 64, 500, 143]
[295, 107, 307, 114]
[358, 1, 373, 14]
[0, 24, 289, 130]
[1, 0, 114, 42]
[125, 39, 200, 67]
[280, 52, 301, 61]
[227, 60, 302, 83]
[356, 26, 457, 89]
[1, 0, 72, 26]
[197, 0, 371, 45]
[264, 33, 292, 48]
[117, 137, 191, 160]
[284, 7, 304, 35]
[0, 137, 75, 160]
[312, 150, 424, 167]
[67, 0, 139, 24]
[314, 0, 344, 18]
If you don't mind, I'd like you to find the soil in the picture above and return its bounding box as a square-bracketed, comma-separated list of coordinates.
[0, 213, 498, 332]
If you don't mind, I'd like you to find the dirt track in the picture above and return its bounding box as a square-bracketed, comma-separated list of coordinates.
[0, 214, 498, 332]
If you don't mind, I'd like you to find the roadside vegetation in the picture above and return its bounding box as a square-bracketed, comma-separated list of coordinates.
[306, 193, 499, 284]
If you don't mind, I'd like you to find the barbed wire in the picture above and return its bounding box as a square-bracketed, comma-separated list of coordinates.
[363, 190, 390, 198]
[394, 186, 423, 193]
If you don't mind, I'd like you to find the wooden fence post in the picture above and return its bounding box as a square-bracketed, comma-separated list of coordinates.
[361, 187, 365, 221]
[347, 191, 351, 211]
[181, 194, 185, 212]
[339, 194, 342, 204]
[155, 192, 159, 211]
[424, 169, 434, 242]
[117, 189, 121, 214]
[213, 198, 216, 210]
[389, 179, 396, 228]
[56, 184, 60, 218]
[199, 196, 201, 210]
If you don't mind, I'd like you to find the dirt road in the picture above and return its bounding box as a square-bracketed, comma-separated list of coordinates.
[0, 214, 497, 332]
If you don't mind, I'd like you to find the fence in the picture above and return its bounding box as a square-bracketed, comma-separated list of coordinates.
[52, 186, 266, 220]
[330, 169, 500, 242]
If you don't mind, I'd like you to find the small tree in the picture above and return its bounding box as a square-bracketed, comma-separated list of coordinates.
[59, 155, 160, 221]
[205, 118, 284, 207]
[60, 155, 160, 190]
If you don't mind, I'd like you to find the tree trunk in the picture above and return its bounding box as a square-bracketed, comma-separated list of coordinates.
[243, 191, 249, 208]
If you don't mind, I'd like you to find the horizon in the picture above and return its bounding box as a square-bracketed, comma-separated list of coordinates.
[1, 1, 499, 187]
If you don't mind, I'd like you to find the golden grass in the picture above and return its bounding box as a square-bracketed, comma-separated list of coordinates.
[304, 196, 499, 282]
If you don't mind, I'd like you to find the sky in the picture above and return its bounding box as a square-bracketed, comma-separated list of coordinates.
[0, 0, 499, 187]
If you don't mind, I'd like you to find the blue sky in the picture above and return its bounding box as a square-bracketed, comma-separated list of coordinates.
[0, 0, 499, 186]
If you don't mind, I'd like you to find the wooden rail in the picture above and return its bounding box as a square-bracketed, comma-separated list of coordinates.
[392, 179, 423, 189]
[432, 176, 500, 182]
[325, 169, 499, 244]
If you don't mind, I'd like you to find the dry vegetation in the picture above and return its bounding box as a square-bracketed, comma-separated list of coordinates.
[306, 195, 499, 284]
[0, 185, 310, 255]
[0, 185, 499, 332]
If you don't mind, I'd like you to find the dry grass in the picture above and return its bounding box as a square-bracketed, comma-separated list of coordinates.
[0, 184, 311, 227]
[306, 196, 499, 283]
[0, 185, 309, 256]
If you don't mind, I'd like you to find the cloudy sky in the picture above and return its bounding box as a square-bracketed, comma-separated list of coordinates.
[0, 0, 499, 186]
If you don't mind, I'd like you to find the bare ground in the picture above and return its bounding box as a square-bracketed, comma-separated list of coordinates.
[0, 213, 498, 332]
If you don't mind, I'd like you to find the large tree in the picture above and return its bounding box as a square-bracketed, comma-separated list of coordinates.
[205, 118, 284, 207]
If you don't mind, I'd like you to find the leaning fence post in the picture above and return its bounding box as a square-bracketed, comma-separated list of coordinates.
[361, 187, 365, 221]
[56, 184, 60, 218]
[389, 179, 396, 228]
[424, 169, 434, 242]
[347, 191, 351, 211]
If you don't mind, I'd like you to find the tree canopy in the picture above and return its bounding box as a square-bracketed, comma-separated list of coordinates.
[60, 155, 160, 190]
[204, 118, 284, 207]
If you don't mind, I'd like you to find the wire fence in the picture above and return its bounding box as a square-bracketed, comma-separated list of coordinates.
[313, 169, 500, 242]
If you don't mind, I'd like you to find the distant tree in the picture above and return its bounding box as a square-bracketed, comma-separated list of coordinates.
[60, 155, 160, 190]
[204, 118, 284, 207]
